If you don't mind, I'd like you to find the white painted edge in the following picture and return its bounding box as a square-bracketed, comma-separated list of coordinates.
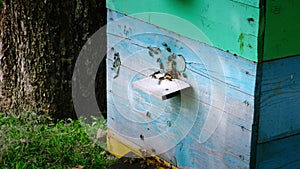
[132, 74, 191, 100]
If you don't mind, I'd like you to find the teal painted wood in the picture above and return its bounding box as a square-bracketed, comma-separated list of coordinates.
[106, 0, 261, 62]
[234, 0, 260, 7]
[107, 10, 257, 168]
[256, 134, 300, 169]
[257, 55, 300, 143]
[263, 0, 300, 61]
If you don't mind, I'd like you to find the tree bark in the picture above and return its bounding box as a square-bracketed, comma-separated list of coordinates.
[0, 0, 106, 119]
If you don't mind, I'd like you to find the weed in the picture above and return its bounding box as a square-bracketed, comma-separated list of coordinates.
[0, 112, 115, 169]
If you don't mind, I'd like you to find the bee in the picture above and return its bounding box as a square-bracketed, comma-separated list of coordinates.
[112, 52, 121, 79]
[162, 42, 168, 47]
[140, 134, 144, 141]
[166, 47, 172, 53]
[146, 111, 151, 118]
[157, 73, 174, 85]
[164, 73, 173, 81]
[150, 71, 160, 79]
[124, 158, 137, 164]
[158, 76, 165, 85]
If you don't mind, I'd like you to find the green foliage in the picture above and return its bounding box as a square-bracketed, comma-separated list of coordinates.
[0, 112, 115, 169]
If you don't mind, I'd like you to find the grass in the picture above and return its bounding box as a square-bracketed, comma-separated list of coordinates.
[0, 112, 115, 169]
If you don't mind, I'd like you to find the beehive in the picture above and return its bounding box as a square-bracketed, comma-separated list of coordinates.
[106, 0, 300, 168]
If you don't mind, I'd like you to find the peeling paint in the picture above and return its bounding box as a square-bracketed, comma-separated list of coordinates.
[238, 33, 245, 52]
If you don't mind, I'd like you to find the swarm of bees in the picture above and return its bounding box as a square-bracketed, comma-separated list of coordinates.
[149, 71, 174, 85]
[123, 155, 176, 169]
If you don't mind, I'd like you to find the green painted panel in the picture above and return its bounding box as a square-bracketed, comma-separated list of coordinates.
[107, 0, 260, 62]
[264, 0, 300, 61]
[234, 0, 260, 7]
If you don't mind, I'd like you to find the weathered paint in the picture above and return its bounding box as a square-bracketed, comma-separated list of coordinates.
[106, 6, 300, 168]
[257, 55, 300, 143]
[107, 0, 300, 62]
[256, 133, 300, 169]
[263, 0, 300, 61]
[107, 10, 257, 168]
[106, 0, 260, 62]
[107, 87, 253, 168]
[107, 10, 256, 96]
[107, 130, 132, 158]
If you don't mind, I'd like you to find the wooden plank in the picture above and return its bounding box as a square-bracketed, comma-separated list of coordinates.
[256, 134, 300, 169]
[107, 36, 256, 125]
[107, 93, 252, 168]
[106, 14, 257, 130]
[258, 55, 300, 143]
[232, 0, 260, 7]
[263, 0, 300, 61]
[107, 58, 254, 129]
[107, 10, 257, 96]
[107, 2, 260, 62]
[107, 11, 258, 168]
[107, 59, 253, 168]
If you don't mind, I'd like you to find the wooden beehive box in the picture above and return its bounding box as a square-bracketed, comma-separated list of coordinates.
[106, 0, 300, 168]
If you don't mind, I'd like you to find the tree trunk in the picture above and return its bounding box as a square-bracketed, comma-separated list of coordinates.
[0, 0, 106, 119]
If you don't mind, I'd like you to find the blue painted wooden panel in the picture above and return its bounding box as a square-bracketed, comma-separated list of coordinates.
[107, 10, 257, 168]
[107, 34, 256, 124]
[107, 63, 252, 168]
[258, 55, 300, 143]
[256, 134, 300, 169]
[107, 59, 253, 168]
[107, 11, 257, 128]
[107, 58, 253, 135]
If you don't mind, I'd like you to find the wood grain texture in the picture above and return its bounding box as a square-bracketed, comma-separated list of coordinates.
[107, 10, 258, 168]
[107, 84, 252, 168]
[108, 102, 252, 169]
[258, 55, 300, 143]
[107, 33, 256, 129]
[107, 10, 257, 96]
[106, 0, 260, 62]
[256, 133, 300, 169]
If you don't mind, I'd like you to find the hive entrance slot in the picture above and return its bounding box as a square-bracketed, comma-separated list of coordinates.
[132, 73, 190, 100]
